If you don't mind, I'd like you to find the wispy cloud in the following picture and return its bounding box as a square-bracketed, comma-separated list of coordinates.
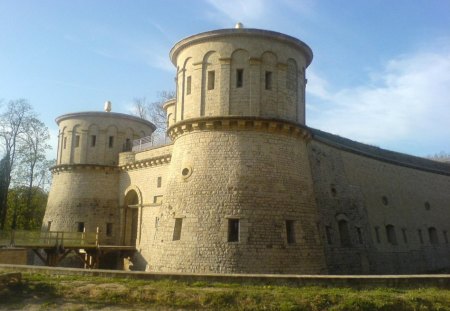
[204, 0, 268, 26]
[307, 41, 450, 154]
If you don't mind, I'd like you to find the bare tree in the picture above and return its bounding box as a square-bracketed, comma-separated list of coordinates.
[131, 91, 176, 145]
[427, 151, 450, 163]
[0, 99, 34, 229]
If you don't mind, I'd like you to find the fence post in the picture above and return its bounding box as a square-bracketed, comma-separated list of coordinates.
[10, 230, 15, 246]
[96, 227, 99, 246]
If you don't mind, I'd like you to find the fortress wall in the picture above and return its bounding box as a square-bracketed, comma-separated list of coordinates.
[43, 167, 120, 244]
[147, 129, 327, 274]
[308, 139, 450, 274]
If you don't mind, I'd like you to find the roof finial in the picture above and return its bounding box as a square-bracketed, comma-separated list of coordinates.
[104, 101, 112, 112]
[235, 22, 244, 29]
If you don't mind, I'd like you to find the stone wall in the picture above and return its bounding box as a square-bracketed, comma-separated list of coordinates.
[308, 135, 450, 274]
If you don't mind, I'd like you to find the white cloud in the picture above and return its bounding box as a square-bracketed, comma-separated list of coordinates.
[306, 42, 450, 155]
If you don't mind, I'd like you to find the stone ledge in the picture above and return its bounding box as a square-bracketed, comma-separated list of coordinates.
[167, 116, 311, 141]
[50, 164, 119, 174]
[120, 154, 172, 171]
[1, 264, 449, 289]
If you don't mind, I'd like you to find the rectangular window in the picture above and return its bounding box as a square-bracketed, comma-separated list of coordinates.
[402, 228, 408, 243]
[108, 136, 114, 148]
[265, 71, 272, 90]
[325, 226, 333, 245]
[106, 223, 113, 237]
[47, 221, 52, 231]
[228, 219, 239, 242]
[444, 230, 449, 244]
[153, 195, 163, 204]
[418, 229, 424, 244]
[90, 135, 96, 147]
[157, 176, 162, 188]
[77, 222, 85, 233]
[375, 227, 380, 243]
[207, 70, 215, 90]
[186, 76, 191, 95]
[75, 135, 80, 148]
[63, 137, 67, 149]
[173, 218, 183, 241]
[236, 69, 244, 88]
[286, 220, 296, 244]
[356, 227, 363, 244]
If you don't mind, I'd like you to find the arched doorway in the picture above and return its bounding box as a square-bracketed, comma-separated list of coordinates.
[123, 190, 139, 246]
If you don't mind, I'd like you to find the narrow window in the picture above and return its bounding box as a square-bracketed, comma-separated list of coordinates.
[207, 70, 215, 90]
[338, 220, 351, 247]
[356, 227, 363, 244]
[228, 219, 239, 242]
[424, 201, 431, 210]
[157, 176, 162, 188]
[265, 71, 272, 90]
[186, 76, 191, 95]
[386, 225, 397, 245]
[63, 137, 67, 149]
[382, 196, 388, 206]
[173, 218, 183, 241]
[77, 222, 85, 233]
[47, 221, 52, 231]
[90, 135, 96, 147]
[108, 136, 114, 148]
[106, 223, 113, 237]
[375, 227, 381, 243]
[418, 229, 424, 244]
[153, 195, 163, 204]
[443, 230, 449, 244]
[286, 220, 296, 244]
[325, 226, 332, 245]
[236, 69, 244, 88]
[402, 228, 408, 244]
[125, 138, 131, 151]
[428, 227, 439, 245]
[75, 135, 80, 148]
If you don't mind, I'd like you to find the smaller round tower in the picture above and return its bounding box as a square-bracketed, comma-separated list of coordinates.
[43, 106, 155, 244]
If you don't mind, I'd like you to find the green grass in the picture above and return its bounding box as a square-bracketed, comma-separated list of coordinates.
[1, 273, 450, 310]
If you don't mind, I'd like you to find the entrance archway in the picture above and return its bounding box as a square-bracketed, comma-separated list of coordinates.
[124, 190, 139, 246]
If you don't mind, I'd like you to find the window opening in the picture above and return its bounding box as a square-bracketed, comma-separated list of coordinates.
[356, 227, 363, 244]
[186, 76, 191, 95]
[75, 135, 80, 148]
[418, 229, 424, 244]
[207, 70, 215, 90]
[153, 195, 163, 204]
[265, 71, 272, 90]
[443, 230, 449, 244]
[108, 136, 114, 148]
[106, 223, 113, 237]
[325, 226, 333, 244]
[286, 220, 296, 244]
[428, 227, 439, 245]
[228, 219, 239, 242]
[402, 228, 408, 243]
[63, 137, 67, 149]
[90, 135, 96, 147]
[375, 227, 381, 243]
[173, 218, 183, 241]
[386, 225, 397, 245]
[77, 222, 85, 233]
[382, 196, 388, 206]
[424, 201, 431, 210]
[338, 220, 351, 247]
[236, 69, 244, 88]
[157, 176, 162, 188]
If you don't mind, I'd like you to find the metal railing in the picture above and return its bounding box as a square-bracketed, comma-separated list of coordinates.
[0, 230, 98, 248]
[132, 134, 171, 152]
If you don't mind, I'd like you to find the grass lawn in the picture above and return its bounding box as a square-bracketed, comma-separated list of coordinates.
[1, 273, 450, 310]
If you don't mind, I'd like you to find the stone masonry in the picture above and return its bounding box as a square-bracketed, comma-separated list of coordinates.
[42, 26, 450, 274]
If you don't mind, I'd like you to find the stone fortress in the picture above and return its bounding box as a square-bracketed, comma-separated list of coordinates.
[43, 25, 450, 274]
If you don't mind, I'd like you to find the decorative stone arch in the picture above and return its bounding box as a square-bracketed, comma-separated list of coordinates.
[286, 58, 299, 122]
[180, 57, 193, 121]
[123, 127, 135, 152]
[260, 51, 278, 117]
[58, 126, 67, 164]
[122, 186, 143, 246]
[70, 124, 82, 164]
[201, 50, 219, 117]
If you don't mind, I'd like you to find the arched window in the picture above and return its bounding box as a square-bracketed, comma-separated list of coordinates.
[428, 227, 439, 245]
[386, 225, 397, 245]
[338, 220, 351, 247]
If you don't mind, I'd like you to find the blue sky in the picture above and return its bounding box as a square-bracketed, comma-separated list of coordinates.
[1, 0, 449, 158]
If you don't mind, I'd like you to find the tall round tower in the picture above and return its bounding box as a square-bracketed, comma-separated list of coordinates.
[43, 108, 155, 244]
[150, 28, 327, 274]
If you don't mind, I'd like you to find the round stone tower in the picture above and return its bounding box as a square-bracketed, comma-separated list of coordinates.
[150, 28, 327, 274]
[43, 108, 155, 244]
